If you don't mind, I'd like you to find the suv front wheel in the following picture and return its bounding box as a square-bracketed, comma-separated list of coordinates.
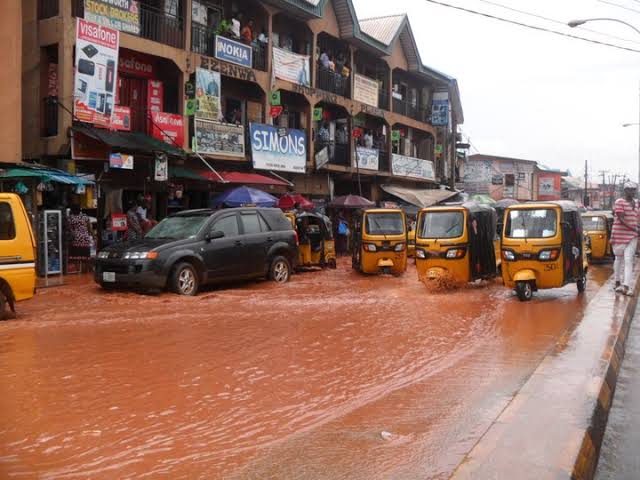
[170, 262, 199, 296]
[269, 255, 291, 284]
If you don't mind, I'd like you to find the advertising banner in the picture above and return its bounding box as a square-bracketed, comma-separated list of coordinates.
[250, 123, 307, 173]
[353, 74, 379, 108]
[355, 147, 379, 171]
[109, 153, 134, 169]
[538, 175, 561, 198]
[215, 36, 252, 68]
[154, 153, 168, 182]
[147, 80, 163, 114]
[315, 147, 329, 170]
[84, 0, 140, 35]
[118, 49, 156, 78]
[431, 91, 449, 126]
[194, 119, 245, 157]
[272, 47, 310, 87]
[151, 111, 184, 148]
[391, 154, 435, 181]
[74, 18, 120, 127]
[110, 105, 131, 131]
[195, 68, 221, 121]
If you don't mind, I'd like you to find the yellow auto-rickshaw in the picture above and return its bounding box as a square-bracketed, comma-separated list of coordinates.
[352, 208, 407, 275]
[415, 202, 498, 283]
[581, 210, 614, 262]
[501, 201, 588, 301]
[286, 211, 336, 269]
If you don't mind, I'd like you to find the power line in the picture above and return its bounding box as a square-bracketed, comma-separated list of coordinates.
[597, 0, 640, 15]
[422, 0, 640, 53]
[475, 0, 640, 45]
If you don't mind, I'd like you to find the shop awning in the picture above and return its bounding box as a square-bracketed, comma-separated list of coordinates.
[0, 166, 94, 185]
[72, 125, 185, 157]
[380, 184, 459, 208]
[170, 167, 289, 186]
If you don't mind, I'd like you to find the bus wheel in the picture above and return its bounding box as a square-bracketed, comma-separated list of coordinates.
[515, 281, 533, 302]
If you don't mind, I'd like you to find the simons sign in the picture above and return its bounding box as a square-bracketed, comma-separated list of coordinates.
[250, 123, 306, 173]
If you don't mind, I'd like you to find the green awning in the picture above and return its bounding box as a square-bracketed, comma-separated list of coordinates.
[170, 166, 207, 181]
[73, 125, 186, 157]
[0, 167, 93, 185]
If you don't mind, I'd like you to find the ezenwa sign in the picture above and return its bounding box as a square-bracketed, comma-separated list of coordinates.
[250, 123, 306, 174]
[84, 0, 140, 35]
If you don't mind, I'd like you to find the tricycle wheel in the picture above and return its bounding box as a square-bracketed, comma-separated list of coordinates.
[515, 281, 533, 301]
[577, 273, 587, 293]
[0, 289, 16, 320]
[328, 258, 337, 269]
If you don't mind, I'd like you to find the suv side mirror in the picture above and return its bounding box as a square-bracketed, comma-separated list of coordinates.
[206, 230, 225, 241]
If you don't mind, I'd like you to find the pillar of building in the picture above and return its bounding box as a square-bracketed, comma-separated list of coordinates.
[1, 0, 23, 162]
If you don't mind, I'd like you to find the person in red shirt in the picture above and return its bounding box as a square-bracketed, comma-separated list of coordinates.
[611, 182, 639, 295]
[241, 20, 254, 45]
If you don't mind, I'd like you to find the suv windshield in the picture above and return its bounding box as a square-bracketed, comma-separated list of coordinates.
[419, 211, 464, 239]
[146, 215, 208, 240]
[582, 216, 606, 231]
[365, 213, 404, 235]
[506, 209, 557, 238]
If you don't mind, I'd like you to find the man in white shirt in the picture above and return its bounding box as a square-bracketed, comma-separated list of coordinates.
[363, 130, 373, 149]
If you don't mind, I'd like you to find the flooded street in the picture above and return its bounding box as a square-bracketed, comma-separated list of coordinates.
[0, 260, 611, 479]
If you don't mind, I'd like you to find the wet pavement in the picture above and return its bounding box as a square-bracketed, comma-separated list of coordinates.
[596, 305, 640, 480]
[0, 260, 611, 479]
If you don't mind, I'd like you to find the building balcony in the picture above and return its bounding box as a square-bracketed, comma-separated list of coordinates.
[316, 65, 350, 98]
[392, 97, 431, 123]
[191, 24, 267, 71]
[316, 141, 350, 167]
[72, 1, 184, 49]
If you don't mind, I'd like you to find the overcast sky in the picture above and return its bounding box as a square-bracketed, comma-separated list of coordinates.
[352, 0, 640, 183]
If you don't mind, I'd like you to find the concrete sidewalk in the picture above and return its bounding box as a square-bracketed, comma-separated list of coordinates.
[595, 306, 640, 480]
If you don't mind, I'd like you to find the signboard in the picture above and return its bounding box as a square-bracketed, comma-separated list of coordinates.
[313, 107, 323, 122]
[195, 68, 221, 121]
[352, 128, 363, 139]
[431, 91, 449, 126]
[185, 98, 196, 116]
[74, 18, 119, 127]
[215, 35, 252, 68]
[154, 152, 168, 181]
[270, 90, 281, 106]
[272, 46, 310, 87]
[250, 123, 307, 174]
[109, 153, 134, 170]
[119, 49, 156, 78]
[110, 105, 131, 131]
[391, 130, 400, 142]
[353, 73, 379, 108]
[84, 0, 140, 35]
[194, 119, 245, 157]
[150, 111, 184, 148]
[147, 80, 163, 114]
[270, 106, 284, 118]
[538, 175, 561, 198]
[391, 154, 435, 181]
[355, 147, 379, 171]
[435, 144, 443, 154]
[315, 147, 329, 170]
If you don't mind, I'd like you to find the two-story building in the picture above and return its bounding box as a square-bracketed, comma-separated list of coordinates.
[19, 0, 464, 229]
[461, 154, 536, 201]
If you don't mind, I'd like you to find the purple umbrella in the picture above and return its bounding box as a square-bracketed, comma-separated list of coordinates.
[330, 194, 375, 208]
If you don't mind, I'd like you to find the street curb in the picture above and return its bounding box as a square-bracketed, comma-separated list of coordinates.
[450, 265, 640, 480]
[572, 271, 640, 480]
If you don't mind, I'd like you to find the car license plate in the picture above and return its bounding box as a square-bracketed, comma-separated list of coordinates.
[103, 271, 116, 283]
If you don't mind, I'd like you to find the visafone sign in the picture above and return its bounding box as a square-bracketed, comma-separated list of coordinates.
[250, 123, 306, 173]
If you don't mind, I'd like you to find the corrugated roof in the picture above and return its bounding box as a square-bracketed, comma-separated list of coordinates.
[358, 14, 406, 46]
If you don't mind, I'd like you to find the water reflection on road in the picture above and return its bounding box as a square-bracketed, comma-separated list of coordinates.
[0, 261, 611, 479]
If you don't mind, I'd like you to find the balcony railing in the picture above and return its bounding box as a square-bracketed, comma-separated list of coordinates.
[378, 148, 389, 172]
[316, 66, 350, 98]
[38, 0, 58, 19]
[42, 96, 58, 137]
[72, 1, 184, 49]
[378, 90, 389, 110]
[392, 97, 430, 123]
[191, 24, 267, 71]
[316, 141, 350, 166]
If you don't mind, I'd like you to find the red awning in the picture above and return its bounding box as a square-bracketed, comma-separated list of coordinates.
[201, 171, 289, 186]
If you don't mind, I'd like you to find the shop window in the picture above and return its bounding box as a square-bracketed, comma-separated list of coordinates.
[212, 214, 239, 237]
[0, 203, 16, 240]
[504, 174, 515, 187]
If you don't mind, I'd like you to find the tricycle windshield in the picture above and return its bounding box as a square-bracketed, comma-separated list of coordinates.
[506, 209, 557, 238]
[146, 215, 208, 240]
[365, 213, 404, 235]
[419, 211, 464, 239]
[582, 216, 606, 231]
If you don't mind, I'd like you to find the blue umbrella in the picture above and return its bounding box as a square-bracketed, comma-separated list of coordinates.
[210, 186, 278, 208]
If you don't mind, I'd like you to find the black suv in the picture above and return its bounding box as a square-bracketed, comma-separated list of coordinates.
[94, 207, 298, 295]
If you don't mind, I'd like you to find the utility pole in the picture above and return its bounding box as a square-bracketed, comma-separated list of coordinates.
[583, 159, 589, 207]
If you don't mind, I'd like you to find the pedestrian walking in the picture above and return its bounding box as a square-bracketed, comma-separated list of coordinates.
[612, 182, 639, 295]
[67, 204, 93, 272]
[126, 201, 143, 242]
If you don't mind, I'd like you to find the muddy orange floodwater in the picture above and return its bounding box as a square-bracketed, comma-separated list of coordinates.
[0, 259, 611, 479]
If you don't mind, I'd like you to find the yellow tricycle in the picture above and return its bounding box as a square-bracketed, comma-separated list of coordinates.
[352, 208, 407, 275]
